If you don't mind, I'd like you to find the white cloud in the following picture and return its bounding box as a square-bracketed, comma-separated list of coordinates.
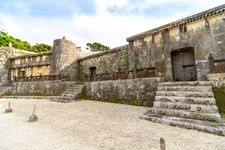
[1, 0, 225, 50]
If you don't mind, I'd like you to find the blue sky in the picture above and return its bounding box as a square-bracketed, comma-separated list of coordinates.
[0, 0, 225, 50]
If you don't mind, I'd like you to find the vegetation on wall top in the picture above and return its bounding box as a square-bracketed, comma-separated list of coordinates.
[0, 31, 52, 53]
[31, 43, 52, 52]
[86, 42, 110, 52]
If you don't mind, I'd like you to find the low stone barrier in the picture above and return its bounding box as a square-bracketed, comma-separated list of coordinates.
[84, 77, 161, 107]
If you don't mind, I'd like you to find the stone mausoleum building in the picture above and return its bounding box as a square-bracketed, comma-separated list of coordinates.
[1, 4, 225, 135]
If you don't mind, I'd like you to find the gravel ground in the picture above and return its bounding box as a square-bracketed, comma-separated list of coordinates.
[0, 99, 224, 150]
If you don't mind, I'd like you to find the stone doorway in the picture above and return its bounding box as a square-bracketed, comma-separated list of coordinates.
[171, 48, 197, 81]
[89, 67, 96, 81]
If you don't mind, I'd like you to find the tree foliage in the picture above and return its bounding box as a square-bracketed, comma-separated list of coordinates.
[31, 43, 52, 52]
[0, 31, 31, 50]
[0, 31, 52, 53]
[86, 42, 110, 52]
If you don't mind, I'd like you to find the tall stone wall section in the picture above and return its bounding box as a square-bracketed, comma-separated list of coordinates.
[50, 39, 82, 80]
[127, 9, 225, 80]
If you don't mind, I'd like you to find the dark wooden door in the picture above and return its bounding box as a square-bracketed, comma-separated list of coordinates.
[89, 67, 96, 81]
[172, 49, 197, 81]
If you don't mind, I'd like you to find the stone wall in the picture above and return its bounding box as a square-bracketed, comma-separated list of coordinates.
[9, 52, 52, 81]
[0, 47, 37, 85]
[50, 39, 82, 80]
[79, 45, 129, 76]
[12, 80, 75, 95]
[84, 77, 161, 106]
[127, 8, 225, 81]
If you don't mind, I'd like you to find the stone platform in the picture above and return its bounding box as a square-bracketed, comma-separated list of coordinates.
[141, 81, 225, 136]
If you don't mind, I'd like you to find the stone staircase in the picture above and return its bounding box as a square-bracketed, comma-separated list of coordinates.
[52, 84, 84, 103]
[141, 81, 225, 136]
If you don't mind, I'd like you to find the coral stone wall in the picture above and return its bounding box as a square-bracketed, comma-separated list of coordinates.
[79, 45, 129, 79]
[84, 77, 160, 106]
[50, 39, 82, 80]
[10, 52, 52, 81]
[0, 47, 37, 85]
[127, 10, 225, 80]
[12, 80, 75, 95]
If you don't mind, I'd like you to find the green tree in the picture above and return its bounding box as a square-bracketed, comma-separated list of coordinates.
[31, 43, 52, 52]
[86, 42, 110, 52]
[0, 30, 52, 53]
[0, 31, 31, 50]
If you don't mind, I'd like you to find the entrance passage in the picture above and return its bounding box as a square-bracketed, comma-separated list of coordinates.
[89, 66, 96, 81]
[171, 48, 197, 81]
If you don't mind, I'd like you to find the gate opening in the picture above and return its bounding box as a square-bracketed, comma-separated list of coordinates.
[171, 47, 197, 81]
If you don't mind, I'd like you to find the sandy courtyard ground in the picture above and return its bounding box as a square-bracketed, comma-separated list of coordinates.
[0, 99, 224, 150]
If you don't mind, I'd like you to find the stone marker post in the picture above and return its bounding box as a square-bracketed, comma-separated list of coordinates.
[160, 138, 166, 150]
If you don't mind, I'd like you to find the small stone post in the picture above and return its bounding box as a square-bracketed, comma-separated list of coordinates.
[5, 102, 13, 113]
[28, 104, 38, 122]
[160, 138, 166, 150]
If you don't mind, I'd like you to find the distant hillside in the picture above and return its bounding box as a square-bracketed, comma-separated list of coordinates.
[0, 31, 52, 53]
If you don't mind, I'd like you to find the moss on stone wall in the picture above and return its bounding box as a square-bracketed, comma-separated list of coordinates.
[75, 64, 84, 84]
[76, 87, 154, 107]
[212, 86, 225, 116]
[117, 50, 129, 70]
[75, 88, 93, 100]
[2, 91, 12, 96]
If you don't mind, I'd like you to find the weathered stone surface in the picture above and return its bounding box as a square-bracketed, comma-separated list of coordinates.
[140, 114, 225, 136]
[207, 73, 225, 81]
[156, 91, 214, 97]
[142, 81, 224, 135]
[153, 101, 218, 113]
[148, 108, 221, 122]
[0, 47, 36, 85]
[79, 45, 129, 76]
[53, 84, 84, 102]
[12, 81, 76, 96]
[85, 77, 160, 106]
[157, 85, 212, 92]
[155, 96, 216, 105]
[127, 5, 225, 80]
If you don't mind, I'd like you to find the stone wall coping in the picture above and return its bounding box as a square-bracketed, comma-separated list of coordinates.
[9, 52, 52, 60]
[0, 46, 36, 54]
[11, 61, 51, 69]
[127, 4, 225, 42]
[84, 77, 162, 83]
[78, 45, 128, 62]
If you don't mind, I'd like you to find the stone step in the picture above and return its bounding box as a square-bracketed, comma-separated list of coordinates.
[67, 87, 83, 90]
[55, 85, 84, 103]
[148, 108, 221, 122]
[64, 89, 82, 93]
[156, 91, 214, 98]
[140, 114, 225, 136]
[155, 96, 216, 105]
[59, 95, 74, 99]
[61, 93, 75, 97]
[51, 99, 74, 103]
[157, 86, 212, 92]
[68, 86, 84, 89]
[63, 91, 79, 94]
[159, 81, 212, 86]
[153, 101, 218, 113]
